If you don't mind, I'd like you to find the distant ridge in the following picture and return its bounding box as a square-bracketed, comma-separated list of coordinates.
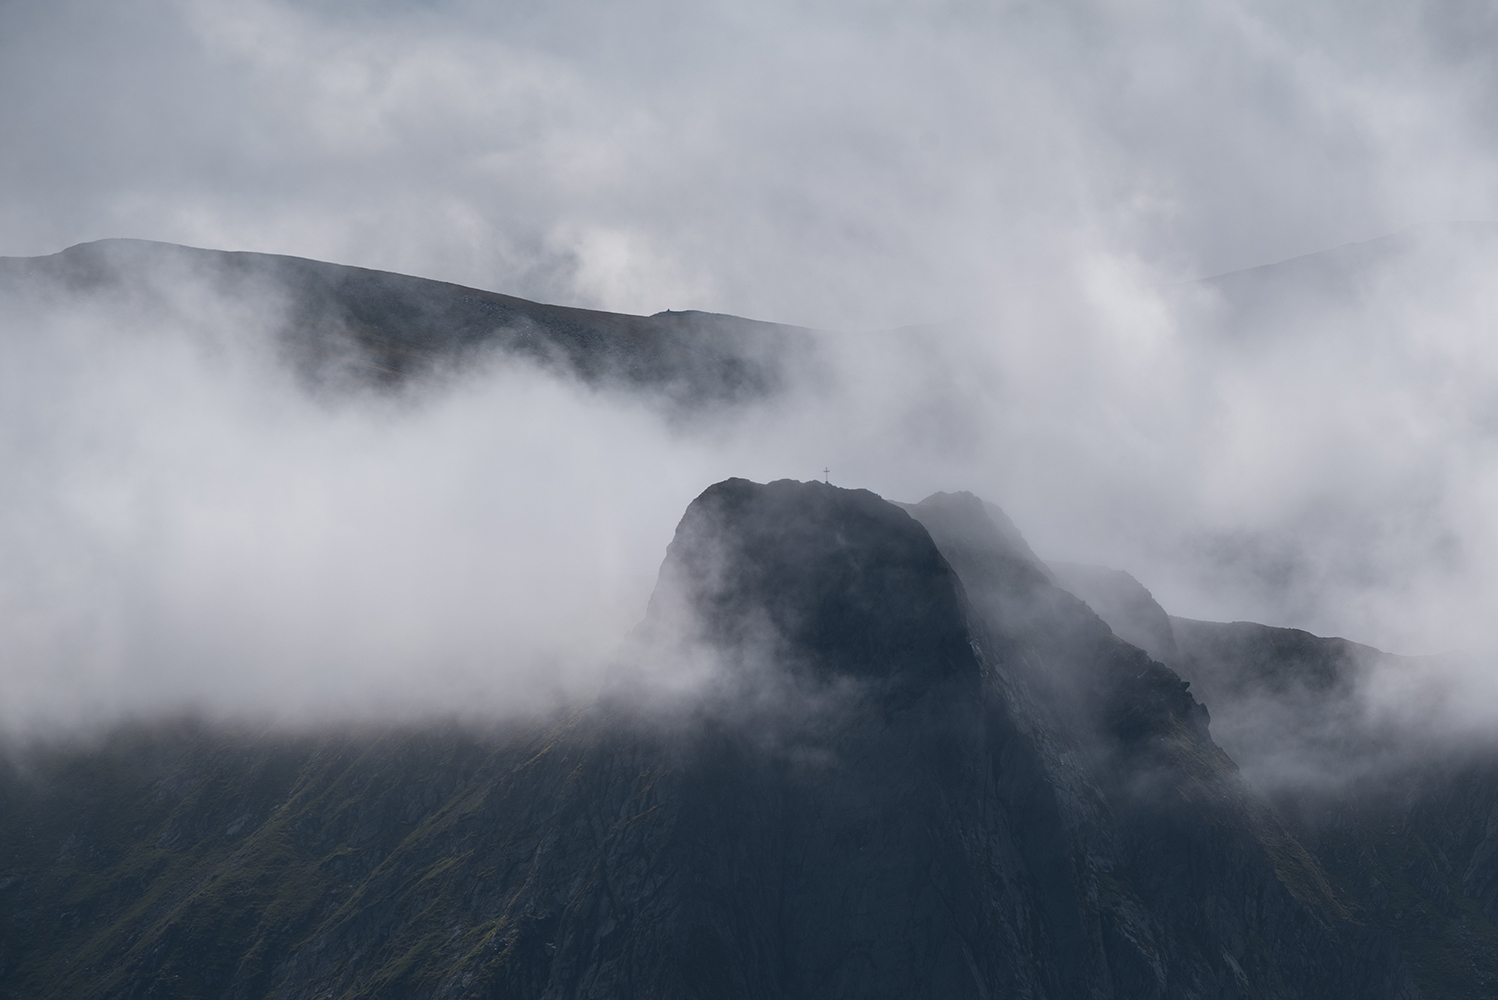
[1196, 220, 1498, 337]
[0, 238, 817, 406]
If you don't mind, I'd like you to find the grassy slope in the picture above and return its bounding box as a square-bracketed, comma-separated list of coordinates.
[7, 713, 1498, 998]
[0, 718, 653, 1000]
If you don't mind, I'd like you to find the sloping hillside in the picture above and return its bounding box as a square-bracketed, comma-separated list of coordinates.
[0, 239, 815, 407]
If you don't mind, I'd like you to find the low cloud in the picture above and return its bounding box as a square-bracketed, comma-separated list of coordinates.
[3, 1, 1498, 738]
[0, 276, 723, 728]
[5, 227, 1498, 736]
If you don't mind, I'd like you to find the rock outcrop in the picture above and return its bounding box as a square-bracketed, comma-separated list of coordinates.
[1048, 559, 1498, 997]
[1049, 562, 1180, 668]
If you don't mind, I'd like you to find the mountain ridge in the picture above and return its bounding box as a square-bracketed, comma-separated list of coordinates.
[2, 478, 1455, 999]
[0, 238, 817, 408]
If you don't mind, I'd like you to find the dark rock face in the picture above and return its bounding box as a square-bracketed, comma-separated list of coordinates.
[0, 239, 814, 407]
[1172, 618, 1375, 703]
[1034, 572, 1400, 792]
[1168, 618, 1386, 791]
[647, 478, 977, 695]
[1155, 617, 1498, 997]
[997, 547, 1498, 998]
[902, 491, 1417, 1000]
[0, 479, 1431, 999]
[1050, 562, 1181, 668]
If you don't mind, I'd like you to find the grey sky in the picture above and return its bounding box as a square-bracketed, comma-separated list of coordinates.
[3, 0, 1497, 326]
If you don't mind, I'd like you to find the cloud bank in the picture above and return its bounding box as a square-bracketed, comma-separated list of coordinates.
[2, 0, 1498, 729]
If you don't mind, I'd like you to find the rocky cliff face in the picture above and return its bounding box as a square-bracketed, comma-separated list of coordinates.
[0, 478, 1439, 999]
[1049, 563, 1180, 668]
[1047, 566, 1498, 998]
[902, 491, 1413, 1000]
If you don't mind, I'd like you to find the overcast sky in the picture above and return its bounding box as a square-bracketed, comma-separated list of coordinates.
[3, 0, 1498, 728]
[3, 0, 1498, 326]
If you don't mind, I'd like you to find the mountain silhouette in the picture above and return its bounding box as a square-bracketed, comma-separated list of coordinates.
[0, 238, 815, 407]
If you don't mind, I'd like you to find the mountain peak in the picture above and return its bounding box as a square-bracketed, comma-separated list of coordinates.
[643, 478, 979, 696]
